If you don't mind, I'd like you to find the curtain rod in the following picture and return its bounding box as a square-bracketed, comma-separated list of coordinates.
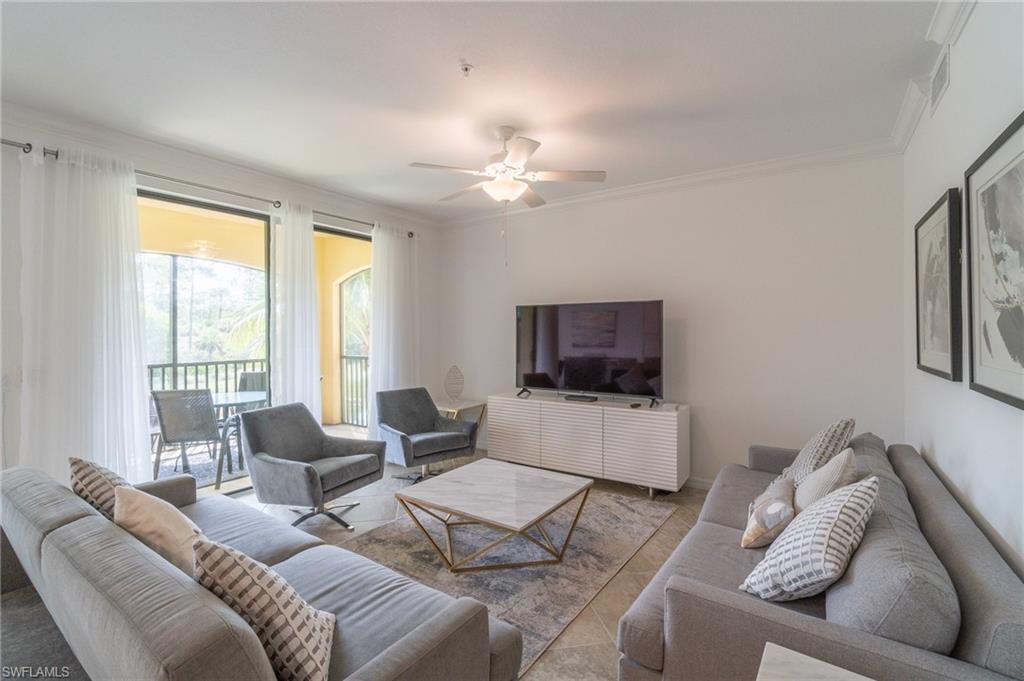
[2, 137, 410, 235]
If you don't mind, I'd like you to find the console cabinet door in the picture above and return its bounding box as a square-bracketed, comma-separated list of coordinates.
[487, 397, 541, 466]
[540, 401, 603, 478]
[603, 409, 679, 490]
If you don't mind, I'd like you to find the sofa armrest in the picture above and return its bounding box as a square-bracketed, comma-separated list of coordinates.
[346, 597, 490, 681]
[247, 453, 320, 507]
[134, 475, 197, 508]
[747, 445, 799, 474]
[662, 576, 1010, 681]
[379, 423, 414, 467]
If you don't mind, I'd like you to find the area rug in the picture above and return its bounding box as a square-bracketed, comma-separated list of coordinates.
[342, 488, 676, 675]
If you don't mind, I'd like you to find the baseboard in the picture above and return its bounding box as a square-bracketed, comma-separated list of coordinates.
[683, 477, 714, 491]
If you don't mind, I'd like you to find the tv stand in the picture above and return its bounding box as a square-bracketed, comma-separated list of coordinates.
[486, 392, 690, 494]
[564, 393, 598, 403]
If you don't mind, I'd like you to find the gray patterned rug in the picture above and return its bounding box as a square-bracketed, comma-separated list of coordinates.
[342, 488, 676, 675]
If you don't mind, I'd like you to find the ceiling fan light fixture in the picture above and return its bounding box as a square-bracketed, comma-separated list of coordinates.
[482, 177, 527, 202]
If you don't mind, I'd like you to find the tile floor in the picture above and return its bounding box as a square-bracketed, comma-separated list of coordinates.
[231, 450, 706, 681]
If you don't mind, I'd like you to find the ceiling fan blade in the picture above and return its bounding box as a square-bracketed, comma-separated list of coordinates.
[527, 170, 607, 182]
[410, 162, 482, 175]
[520, 186, 546, 208]
[504, 137, 541, 167]
[439, 182, 486, 201]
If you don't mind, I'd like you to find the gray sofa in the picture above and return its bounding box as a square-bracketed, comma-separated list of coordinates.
[0, 467, 522, 681]
[617, 434, 1024, 681]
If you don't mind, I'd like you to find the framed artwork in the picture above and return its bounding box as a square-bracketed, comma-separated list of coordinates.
[965, 110, 1024, 410]
[915, 188, 962, 381]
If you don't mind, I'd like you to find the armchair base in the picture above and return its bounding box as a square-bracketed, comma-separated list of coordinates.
[391, 464, 439, 484]
[290, 500, 360, 530]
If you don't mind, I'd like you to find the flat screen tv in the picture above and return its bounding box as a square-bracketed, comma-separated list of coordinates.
[515, 300, 664, 398]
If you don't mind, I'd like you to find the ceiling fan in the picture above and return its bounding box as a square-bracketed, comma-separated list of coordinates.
[410, 126, 606, 208]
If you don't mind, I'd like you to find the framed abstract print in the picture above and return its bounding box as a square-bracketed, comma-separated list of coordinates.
[915, 188, 962, 381]
[965, 110, 1024, 410]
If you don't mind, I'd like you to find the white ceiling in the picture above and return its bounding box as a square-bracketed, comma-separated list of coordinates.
[2, 2, 938, 221]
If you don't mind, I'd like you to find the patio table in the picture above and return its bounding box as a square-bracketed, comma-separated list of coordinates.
[214, 390, 267, 488]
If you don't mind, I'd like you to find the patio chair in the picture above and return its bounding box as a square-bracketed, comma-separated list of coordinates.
[376, 387, 479, 482]
[151, 389, 228, 481]
[237, 371, 267, 392]
[239, 403, 386, 529]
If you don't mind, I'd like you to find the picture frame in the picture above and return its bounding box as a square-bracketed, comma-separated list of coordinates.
[915, 188, 962, 381]
[965, 110, 1024, 410]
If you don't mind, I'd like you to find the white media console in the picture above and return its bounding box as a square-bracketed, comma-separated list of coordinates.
[486, 392, 690, 495]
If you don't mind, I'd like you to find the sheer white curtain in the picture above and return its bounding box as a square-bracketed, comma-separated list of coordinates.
[270, 201, 322, 417]
[17, 148, 150, 482]
[368, 222, 419, 438]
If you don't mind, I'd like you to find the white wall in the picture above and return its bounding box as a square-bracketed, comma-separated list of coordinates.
[434, 154, 904, 487]
[902, 2, 1024, 572]
[0, 103, 441, 464]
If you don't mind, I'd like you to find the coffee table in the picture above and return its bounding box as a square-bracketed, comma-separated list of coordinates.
[395, 458, 593, 573]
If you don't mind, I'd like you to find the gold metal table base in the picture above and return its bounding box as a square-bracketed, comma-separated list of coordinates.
[397, 487, 590, 573]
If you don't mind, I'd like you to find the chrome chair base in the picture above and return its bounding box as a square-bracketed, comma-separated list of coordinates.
[289, 500, 360, 530]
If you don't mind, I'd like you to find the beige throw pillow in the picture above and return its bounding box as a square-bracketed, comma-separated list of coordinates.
[786, 418, 856, 485]
[741, 477, 796, 548]
[69, 457, 130, 519]
[741, 476, 879, 601]
[114, 486, 202, 574]
[194, 538, 335, 681]
[794, 447, 858, 513]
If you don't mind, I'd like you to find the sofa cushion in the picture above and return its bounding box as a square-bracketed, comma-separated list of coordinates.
[889, 445, 1022, 677]
[698, 464, 777, 530]
[826, 435, 961, 655]
[194, 538, 335, 681]
[41, 515, 275, 681]
[0, 468, 100, 588]
[273, 544, 521, 681]
[310, 454, 380, 492]
[180, 495, 322, 566]
[410, 431, 470, 458]
[617, 521, 824, 671]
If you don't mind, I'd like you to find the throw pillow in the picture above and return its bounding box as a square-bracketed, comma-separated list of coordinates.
[740, 476, 879, 601]
[194, 538, 335, 681]
[113, 486, 202, 574]
[741, 476, 796, 548]
[786, 418, 856, 485]
[794, 448, 858, 513]
[69, 457, 129, 519]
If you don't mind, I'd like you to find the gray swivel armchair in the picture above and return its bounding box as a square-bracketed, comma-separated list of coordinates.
[376, 387, 479, 482]
[239, 402, 386, 529]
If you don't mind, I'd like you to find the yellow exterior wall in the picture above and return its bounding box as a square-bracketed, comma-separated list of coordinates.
[314, 231, 371, 424]
[138, 197, 266, 268]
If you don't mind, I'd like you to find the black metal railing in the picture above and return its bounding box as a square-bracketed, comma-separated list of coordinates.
[148, 359, 267, 394]
[341, 355, 369, 427]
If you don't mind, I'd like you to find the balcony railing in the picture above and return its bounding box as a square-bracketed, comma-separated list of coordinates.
[342, 355, 369, 427]
[147, 359, 267, 393]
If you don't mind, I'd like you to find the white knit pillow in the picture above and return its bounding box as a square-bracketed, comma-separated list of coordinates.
[741, 476, 878, 601]
[787, 418, 856, 485]
[194, 538, 334, 681]
[794, 448, 858, 513]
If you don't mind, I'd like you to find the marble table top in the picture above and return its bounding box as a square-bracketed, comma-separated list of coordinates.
[395, 458, 593, 532]
[756, 643, 873, 681]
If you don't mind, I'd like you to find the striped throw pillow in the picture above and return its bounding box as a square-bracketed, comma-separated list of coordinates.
[740, 476, 879, 601]
[68, 457, 129, 519]
[787, 418, 856, 485]
[194, 538, 334, 681]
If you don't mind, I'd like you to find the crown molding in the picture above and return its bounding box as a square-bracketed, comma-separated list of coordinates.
[448, 138, 900, 227]
[891, 78, 930, 153]
[1, 101, 440, 229]
[925, 1, 976, 47]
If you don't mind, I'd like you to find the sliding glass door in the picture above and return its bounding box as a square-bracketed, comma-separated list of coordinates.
[138, 193, 270, 490]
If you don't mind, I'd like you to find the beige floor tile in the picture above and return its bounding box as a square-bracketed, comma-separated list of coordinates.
[589, 570, 656, 639]
[522, 642, 620, 681]
[550, 606, 613, 649]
